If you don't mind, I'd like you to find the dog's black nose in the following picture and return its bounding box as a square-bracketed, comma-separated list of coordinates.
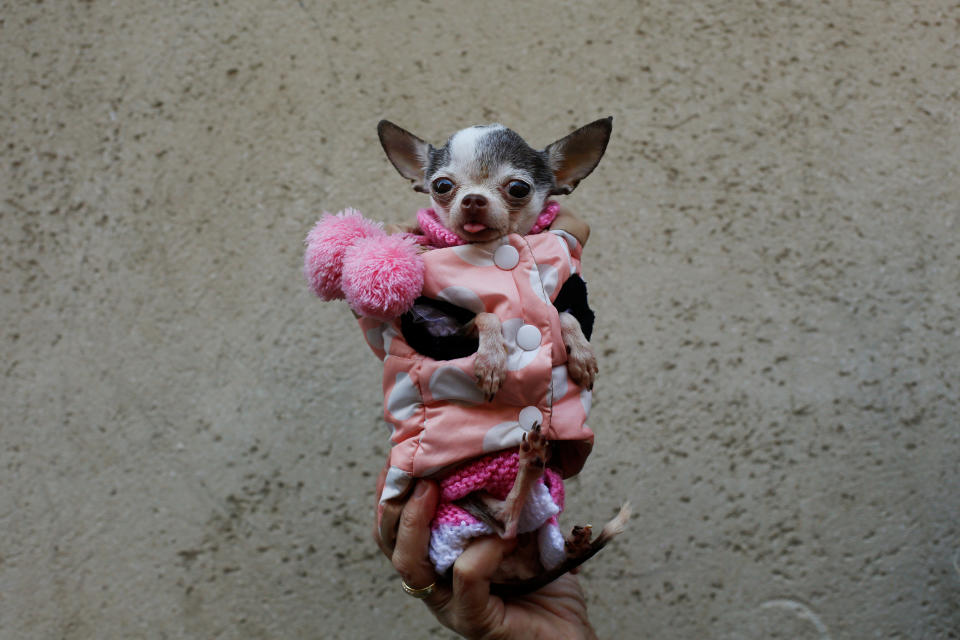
[461, 194, 488, 211]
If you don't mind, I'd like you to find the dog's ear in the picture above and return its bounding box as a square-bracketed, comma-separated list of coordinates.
[545, 117, 613, 195]
[378, 120, 431, 193]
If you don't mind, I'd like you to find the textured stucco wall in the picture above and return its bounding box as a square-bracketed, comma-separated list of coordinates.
[1, 1, 957, 638]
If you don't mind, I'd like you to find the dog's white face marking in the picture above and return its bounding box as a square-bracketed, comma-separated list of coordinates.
[447, 125, 505, 180]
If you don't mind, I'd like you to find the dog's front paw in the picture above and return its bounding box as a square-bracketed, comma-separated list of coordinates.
[559, 311, 597, 390]
[474, 341, 507, 400]
[566, 339, 598, 390]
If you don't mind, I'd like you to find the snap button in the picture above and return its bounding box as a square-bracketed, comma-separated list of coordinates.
[516, 324, 542, 351]
[519, 406, 543, 430]
[494, 244, 520, 270]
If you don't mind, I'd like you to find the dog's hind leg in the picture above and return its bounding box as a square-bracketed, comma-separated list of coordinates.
[454, 423, 549, 539]
[499, 423, 548, 539]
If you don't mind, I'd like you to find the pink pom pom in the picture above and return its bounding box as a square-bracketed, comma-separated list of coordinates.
[341, 234, 424, 320]
[303, 209, 385, 300]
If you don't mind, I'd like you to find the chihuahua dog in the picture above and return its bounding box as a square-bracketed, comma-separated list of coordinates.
[375, 118, 628, 595]
[379, 117, 611, 399]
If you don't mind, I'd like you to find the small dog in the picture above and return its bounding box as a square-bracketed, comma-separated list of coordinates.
[375, 118, 629, 594]
[379, 118, 611, 400]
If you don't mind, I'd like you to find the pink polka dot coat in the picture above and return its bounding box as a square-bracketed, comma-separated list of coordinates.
[361, 230, 595, 571]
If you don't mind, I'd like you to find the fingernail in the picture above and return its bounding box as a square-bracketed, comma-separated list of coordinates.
[413, 482, 429, 499]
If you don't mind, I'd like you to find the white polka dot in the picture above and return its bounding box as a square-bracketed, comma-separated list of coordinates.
[519, 406, 543, 429]
[517, 324, 542, 351]
[551, 365, 568, 400]
[382, 324, 399, 354]
[528, 267, 548, 304]
[436, 286, 485, 314]
[529, 263, 559, 304]
[365, 323, 385, 351]
[580, 389, 592, 418]
[379, 466, 412, 503]
[429, 365, 484, 404]
[482, 420, 524, 452]
[551, 229, 578, 251]
[494, 244, 520, 270]
[501, 318, 539, 371]
[386, 372, 422, 421]
[550, 230, 577, 273]
[452, 243, 495, 267]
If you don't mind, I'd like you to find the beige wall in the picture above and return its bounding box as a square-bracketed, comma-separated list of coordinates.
[2, 1, 957, 638]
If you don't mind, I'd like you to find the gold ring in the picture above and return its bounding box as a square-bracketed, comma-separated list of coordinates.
[401, 579, 436, 599]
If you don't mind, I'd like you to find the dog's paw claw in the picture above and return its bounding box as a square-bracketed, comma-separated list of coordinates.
[519, 422, 547, 467]
[567, 348, 598, 390]
[474, 348, 507, 399]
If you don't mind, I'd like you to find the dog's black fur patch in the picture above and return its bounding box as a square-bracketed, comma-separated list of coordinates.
[401, 275, 593, 360]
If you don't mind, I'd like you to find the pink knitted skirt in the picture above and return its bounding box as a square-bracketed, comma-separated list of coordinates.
[429, 450, 567, 573]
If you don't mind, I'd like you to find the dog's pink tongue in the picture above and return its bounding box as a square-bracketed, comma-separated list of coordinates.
[463, 222, 487, 233]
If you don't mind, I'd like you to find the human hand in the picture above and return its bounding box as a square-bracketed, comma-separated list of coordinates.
[374, 472, 598, 640]
[548, 204, 590, 248]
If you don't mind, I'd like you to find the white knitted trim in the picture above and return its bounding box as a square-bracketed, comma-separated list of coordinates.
[516, 482, 561, 534]
[429, 483, 562, 574]
[538, 522, 566, 570]
[430, 522, 492, 573]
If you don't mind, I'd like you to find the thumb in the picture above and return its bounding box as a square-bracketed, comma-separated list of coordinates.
[450, 536, 514, 633]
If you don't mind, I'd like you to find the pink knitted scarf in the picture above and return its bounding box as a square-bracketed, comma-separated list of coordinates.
[415, 201, 560, 248]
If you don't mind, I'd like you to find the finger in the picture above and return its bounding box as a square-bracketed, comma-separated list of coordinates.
[392, 481, 441, 595]
[373, 462, 419, 559]
[373, 464, 406, 558]
[376, 498, 405, 558]
[450, 536, 512, 629]
[373, 465, 389, 550]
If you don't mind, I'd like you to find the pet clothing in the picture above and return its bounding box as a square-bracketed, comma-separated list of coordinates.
[362, 223, 595, 573]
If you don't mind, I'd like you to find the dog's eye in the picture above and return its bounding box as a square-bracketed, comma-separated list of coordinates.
[507, 180, 530, 198]
[432, 178, 454, 194]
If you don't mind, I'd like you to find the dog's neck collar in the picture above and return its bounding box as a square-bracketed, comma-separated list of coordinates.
[415, 201, 559, 248]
